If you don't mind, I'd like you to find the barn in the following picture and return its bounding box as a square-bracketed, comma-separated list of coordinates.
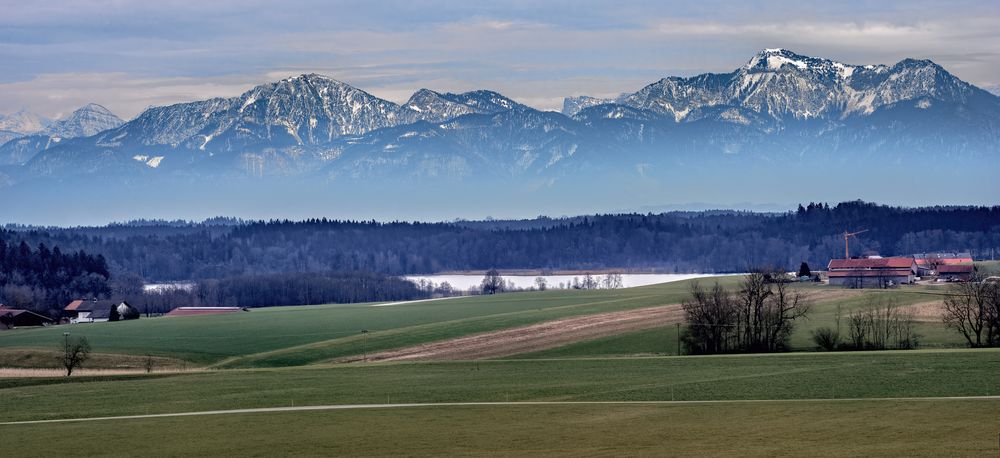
[164, 307, 246, 317]
[827, 257, 917, 288]
[913, 252, 974, 276]
[0, 306, 54, 329]
[937, 264, 974, 282]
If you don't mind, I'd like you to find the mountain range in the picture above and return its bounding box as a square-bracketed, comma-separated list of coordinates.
[1, 49, 998, 224]
[0, 104, 124, 165]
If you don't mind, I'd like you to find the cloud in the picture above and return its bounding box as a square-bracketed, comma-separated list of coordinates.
[2, 2, 999, 117]
[0, 73, 261, 119]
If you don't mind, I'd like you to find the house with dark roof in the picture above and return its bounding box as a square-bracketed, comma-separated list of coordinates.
[0, 306, 54, 329]
[64, 299, 140, 323]
[827, 257, 917, 288]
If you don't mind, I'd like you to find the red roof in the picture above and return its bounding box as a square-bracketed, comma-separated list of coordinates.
[916, 257, 974, 266]
[828, 269, 914, 278]
[828, 257, 915, 270]
[165, 307, 244, 317]
[937, 265, 974, 274]
[64, 300, 86, 311]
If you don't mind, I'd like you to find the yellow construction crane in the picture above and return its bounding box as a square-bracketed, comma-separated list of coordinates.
[843, 229, 868, 259]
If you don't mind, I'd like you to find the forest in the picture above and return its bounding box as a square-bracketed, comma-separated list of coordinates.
[5, 201, 998, 280]
[0, 239, 112, 318]
[2, 201, 998, 317]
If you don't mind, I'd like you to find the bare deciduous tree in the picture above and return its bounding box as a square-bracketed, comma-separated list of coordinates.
[848, 297, 918, 350]
[62, 336, 91, 376]
[682, 281, 739, 354]
[602, 273, 623, 289]
[942, 275, 998, 347]
[681, 270, 810, 354]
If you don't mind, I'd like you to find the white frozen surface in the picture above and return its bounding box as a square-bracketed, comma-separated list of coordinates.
[404, 273, 733, 291]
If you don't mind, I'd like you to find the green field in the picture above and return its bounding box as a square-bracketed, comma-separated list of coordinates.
[6, 401, 999, 457]
[4, 349, 1000, 422]
[0, 280, 729, 367]
[0, 279, 965, 368]
[1, 279, 994, 456]
[3, 350, 1000, 455]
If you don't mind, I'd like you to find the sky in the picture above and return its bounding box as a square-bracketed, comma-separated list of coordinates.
[1, 0, 1000, 120]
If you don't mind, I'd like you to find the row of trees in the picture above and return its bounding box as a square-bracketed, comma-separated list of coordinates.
[6, 201, 998, 281]
[812, 299, 919, 351]
[120, 271, 429, 314]
[480, 271, 625, 295]
[681, 271, 810, 354]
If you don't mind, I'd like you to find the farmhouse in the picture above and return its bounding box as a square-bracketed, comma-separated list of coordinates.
[827, 257, 917, 288]
[937, 264, 974, 282]
[0, 306, 54, 329]
[913, 252, 974, 276]
[164, 307, 246, 317]
[64, 299, 140, 323]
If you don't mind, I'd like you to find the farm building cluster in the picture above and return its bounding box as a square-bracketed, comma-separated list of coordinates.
[826, 252, 975, 288]
[64, 299, 141, 323]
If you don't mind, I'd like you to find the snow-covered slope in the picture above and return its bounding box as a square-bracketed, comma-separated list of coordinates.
[405, 89, 522, 122]
[7, 51, 999, 187]
[0, 104, 124, 165]
[97, 74, 419, 153]
[562, 96, 619, 117]
[615, 48, 987, 122]
[44, 103, 124, 138]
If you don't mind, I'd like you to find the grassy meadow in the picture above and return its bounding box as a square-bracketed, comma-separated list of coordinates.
[3, 349, 1000, 455]
[4, 349, 1000, 422]
[0, 277, 739, 367]
[6, 400, 1000, 457]
[1, 278, 993, 456]
[0, 278, 966, 368]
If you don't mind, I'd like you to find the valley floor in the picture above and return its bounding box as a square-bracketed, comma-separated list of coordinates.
[1, 279, 991, 455]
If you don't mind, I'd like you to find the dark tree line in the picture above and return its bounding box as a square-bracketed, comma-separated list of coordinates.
[125, 272, 428, 314]
[5, 201, 998, 282]
[197, 271, 427, 308]
[0, 238, 111, 318]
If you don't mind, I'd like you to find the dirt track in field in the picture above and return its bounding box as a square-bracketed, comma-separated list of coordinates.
[345, 304, 685, 362]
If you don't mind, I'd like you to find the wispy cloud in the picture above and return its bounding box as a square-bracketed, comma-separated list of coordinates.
[1, 1, 998, 117]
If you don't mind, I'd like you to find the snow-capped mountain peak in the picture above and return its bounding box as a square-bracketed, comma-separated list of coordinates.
[45, 103, 124, 138]
[611, 49, 981, 122]
[744, 48, 867, 80]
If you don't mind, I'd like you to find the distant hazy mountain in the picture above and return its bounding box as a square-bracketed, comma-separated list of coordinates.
[2, 49, 998, 224]
[0, 104, 123, 165]
[45, 103, 124, 138]
[562, 95, 620, 117]
[0, 110, 51, 144]
[405, 89, 522, 122]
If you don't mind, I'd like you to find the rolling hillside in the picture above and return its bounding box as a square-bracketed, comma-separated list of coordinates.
[0, 278, 966, 368]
